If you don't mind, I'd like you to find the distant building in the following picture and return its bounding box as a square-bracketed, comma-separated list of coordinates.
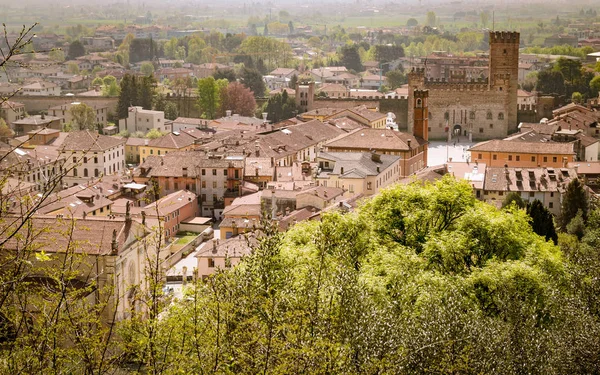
[60, 130, 126, 186]
[119, 106, 168, 134]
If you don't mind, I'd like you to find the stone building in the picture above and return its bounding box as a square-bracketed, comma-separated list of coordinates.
[408, 31, 520, 140]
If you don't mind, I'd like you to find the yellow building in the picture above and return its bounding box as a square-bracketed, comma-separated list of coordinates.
[139, 131, 197, 163]
[125, 137, 146, 164]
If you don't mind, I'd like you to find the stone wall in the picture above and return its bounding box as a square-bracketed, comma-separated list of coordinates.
[18, 95, 119, 115]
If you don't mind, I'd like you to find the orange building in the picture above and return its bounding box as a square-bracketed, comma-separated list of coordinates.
[468, 140, 576, 168]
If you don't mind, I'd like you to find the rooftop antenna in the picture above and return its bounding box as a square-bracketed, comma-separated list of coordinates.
[492, 11, 495, 31]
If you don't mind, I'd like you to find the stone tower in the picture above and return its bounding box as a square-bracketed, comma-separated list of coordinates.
[489, 31, 520, 133]
[295, 81, 315, 113]
[413, 89, 429, 141]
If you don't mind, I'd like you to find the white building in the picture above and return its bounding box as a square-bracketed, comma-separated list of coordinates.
[21, 81, 61, 96]
[60, 130, 126, 186]
[119, 106, 168, 134]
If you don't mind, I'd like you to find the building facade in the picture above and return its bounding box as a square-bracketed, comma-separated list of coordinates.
[408, 31, 520, 140]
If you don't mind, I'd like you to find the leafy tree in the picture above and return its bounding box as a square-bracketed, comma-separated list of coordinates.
[426, 11, 437, 27]
[67, 62, 79, 75]
[527, 199, 558, 244]
[560, 178, 588, 229]
[590, 75, 600, 97]
[141, 62, 155, 76]
[567, 209, 586, 240]
[288, 21, 294, 34]
[164, 102, 179, 120]
[502, 192, 526, 209]
[0, 118, 14, 139]
[339, 44, 363, 72]
[536, 69, 565, 95]
[145, 128, 164, 139]
[91, 77, 103, 86]
[48, 48, 65, 62]
[103, 80, 120, 97]
[572, 91, 583, 103]
[262, 90, 296, 122]
[213, 68, 236, 81]
[374, 45, 404, 63]
[263, 24, 269, 36]
[69, 103, 96, 130]
[197, 76, 227, 119]
[67, 40, 85, 60]
[129, 38, 157, 63]
[407, 18, 418, 27]
[240, 67, 266, 97]
[137, 76, 155, 110]
[385, 69, 406, 90]
[219, 81, 257, 117]
[288, 73, 298, 89]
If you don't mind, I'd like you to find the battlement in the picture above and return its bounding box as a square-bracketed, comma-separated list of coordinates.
[421, 76, 490, 91]
[413, 89, 429, 98]
[489, 31, 520, 44]
[410, 67, 426, 75]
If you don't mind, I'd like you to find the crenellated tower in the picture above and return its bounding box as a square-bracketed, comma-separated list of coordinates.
[489, 31, 520, 133]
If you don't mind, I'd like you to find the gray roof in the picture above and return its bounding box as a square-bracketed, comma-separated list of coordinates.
[317, 152, 400, 178]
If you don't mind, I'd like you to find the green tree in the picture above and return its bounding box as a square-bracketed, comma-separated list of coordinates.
[141, 62, 155, 77]
[572, 91, 583, 103]
[385, 69, 406, 90]
[48, 48, 65, 62]
[0, 118, 14, 139]
[164, 101, 179, 120]
[91, 77, 103, 86]
[560, 178, 588, 229]
[536, 69, 565, 95]
[288, 73, 298, 89]
[69, 103, 96, 130]
[502, 191, 526, 209]
[67, 40, 85, 60]
[527, 199, 558, 244]
[590, 75, 600, 97]
[262, 90, 296, 122]
[145, 128, 164, 139]
[197, 76, 226, 119]
[137, 76, 155, 110]
[339, 44, 363, 72]
[240, 67, 266, 97]
[426, 11, 437, 27]
[407, 18, 418, 27]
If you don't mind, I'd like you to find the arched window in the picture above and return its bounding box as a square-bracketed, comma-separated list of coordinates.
[498, 112, 505, 120]
[94, 169, 99, 177]
[73, 168, 78, 177]
[83, 168, 88, 177]
[469, 111, 476, 120]
[416, 98, 422, 108]
[444, 112, 450, 121]
[486, 111, 493, 120]
[83, 157, 88, 163]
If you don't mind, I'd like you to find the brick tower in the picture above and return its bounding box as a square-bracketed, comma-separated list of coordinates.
[489, 31, 520, 133]
[413, 89, 429, 163]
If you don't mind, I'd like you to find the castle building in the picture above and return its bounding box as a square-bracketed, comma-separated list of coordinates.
[408, 31, 520, 141]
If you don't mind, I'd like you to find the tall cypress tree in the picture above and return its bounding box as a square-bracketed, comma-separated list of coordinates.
[560, 178, 588, 229]
[117, 74, 132, 119]
[527, 199, 558, 245]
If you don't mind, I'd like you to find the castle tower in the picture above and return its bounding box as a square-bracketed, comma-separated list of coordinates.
[295, 81, 315, 113]
[489, 31, 520, 133]
[413, 89, 429, 163]
[413, 89, 429, 141]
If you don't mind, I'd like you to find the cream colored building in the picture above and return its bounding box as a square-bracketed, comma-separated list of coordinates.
[315, 152, 402, 197]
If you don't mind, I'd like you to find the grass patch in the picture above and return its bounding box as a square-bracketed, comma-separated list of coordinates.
[174, 232, 199, 245]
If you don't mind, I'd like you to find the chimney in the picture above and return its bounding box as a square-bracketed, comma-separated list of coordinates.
[255, 140, 260, 157]
[212, 239, 218, 254]
[371, 152, 381, 163]
[182, 167, 188, 177]
[262, 112, 268, 123]
[407, 139, 411, 148]
[125, 201, 131, 222]
[111, 229, 118, 254]
[226, 110, 232, 117]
